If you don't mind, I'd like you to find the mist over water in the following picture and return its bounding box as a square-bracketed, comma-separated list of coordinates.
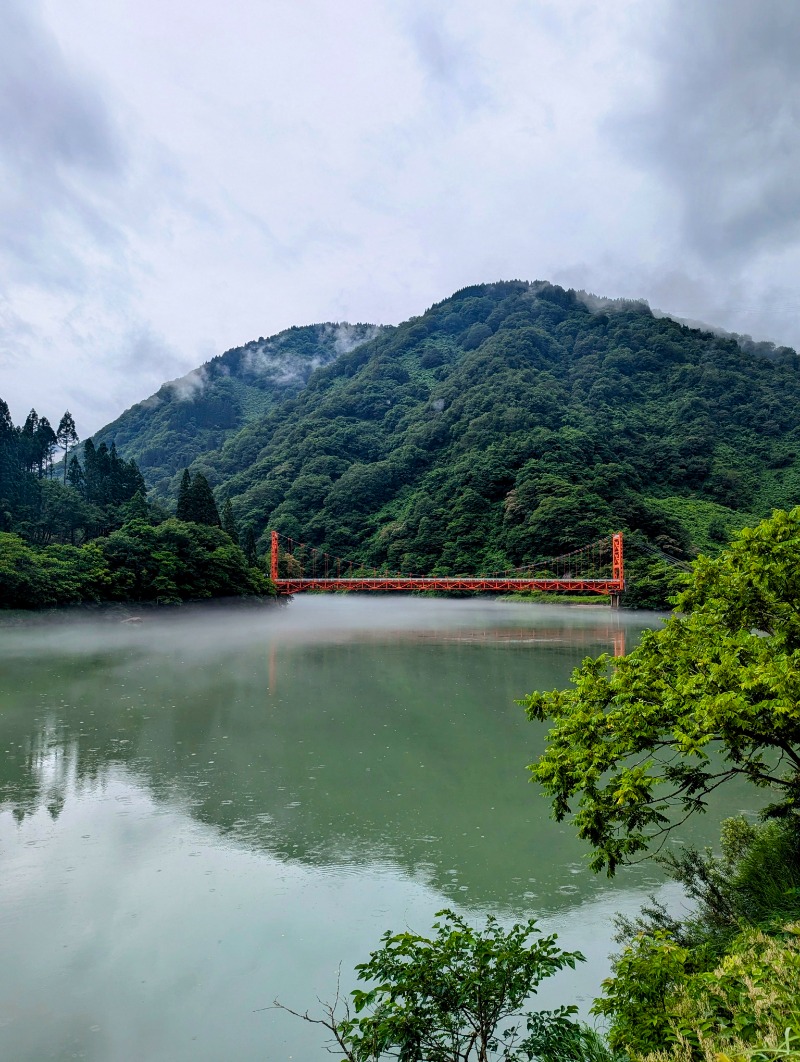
[0, 594, 638, 655]
[0, 598, 754, 1060]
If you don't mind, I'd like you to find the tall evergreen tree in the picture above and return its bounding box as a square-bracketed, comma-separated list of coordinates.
[187, 473, 221, 527]
[176, 469, 192, 521]
[0, 399, 12, 435]
[122, 490, 149, 523]
[221, 498, 239, 544]
[21, 410, 39, 474]
[242, 524, 258, 565]
[67, 455, 85, 494]
[56, 412, 79, 483]
[109, 441, 124, 503]
[0, 399, 15, 505]
[123, 459, 146, 500]
[34, 417, 57, 479]
[92, 442, 112, 504]
[83, 439, 102, 504]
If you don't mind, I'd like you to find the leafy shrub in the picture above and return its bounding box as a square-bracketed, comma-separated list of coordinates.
[596, 818, 800, 1060]
[276, 908, 621, 1061]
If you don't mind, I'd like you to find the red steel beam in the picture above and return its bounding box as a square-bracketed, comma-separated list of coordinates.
[274, 577, 623, 595]
[269, 531, 626, 598]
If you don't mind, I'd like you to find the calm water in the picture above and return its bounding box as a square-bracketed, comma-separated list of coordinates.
[0, 598, 755, 1060]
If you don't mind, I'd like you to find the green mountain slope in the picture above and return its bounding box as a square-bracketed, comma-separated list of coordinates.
[190, 281, 800, 573]
[93, 322, 380, 497]
[97, 280, 800, 586]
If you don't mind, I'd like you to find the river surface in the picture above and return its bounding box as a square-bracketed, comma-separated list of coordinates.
[0, 597, 756, 1060]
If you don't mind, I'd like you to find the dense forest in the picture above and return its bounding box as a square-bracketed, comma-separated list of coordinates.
[114, 280, 799, 606]
[93, 322, 381, 498]
[0, 400, 273, 608]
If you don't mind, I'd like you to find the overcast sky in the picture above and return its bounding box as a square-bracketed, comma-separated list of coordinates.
[2, 0, 799, 435]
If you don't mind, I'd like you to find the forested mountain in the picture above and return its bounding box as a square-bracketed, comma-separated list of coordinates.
[93, 322, 381, 497]
[6, 279, 800, 609]
[139, 281, 798, 582]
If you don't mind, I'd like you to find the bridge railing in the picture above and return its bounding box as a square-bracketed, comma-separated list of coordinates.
[269, 530, 624, 596]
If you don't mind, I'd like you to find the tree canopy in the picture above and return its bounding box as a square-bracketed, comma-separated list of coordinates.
[522, 507, 800, 874]
[175, 470, 221, 526]
[0, 400, 274, 608]
[277, 908, 600, 1062]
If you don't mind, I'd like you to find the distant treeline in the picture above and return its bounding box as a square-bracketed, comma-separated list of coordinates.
[0, 399, 273, 609]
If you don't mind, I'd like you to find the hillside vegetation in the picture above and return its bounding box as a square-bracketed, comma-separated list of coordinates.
[148, 281, 800, 589]
[0, 402, 273, 608]
[93, 322, 381, 498]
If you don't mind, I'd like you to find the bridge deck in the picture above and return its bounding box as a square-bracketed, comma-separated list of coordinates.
[270, 531, 626, 598]
[274, 577, 623, 595]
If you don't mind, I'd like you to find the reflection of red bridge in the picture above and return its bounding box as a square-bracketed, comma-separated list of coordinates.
[270, 531, 625, 603]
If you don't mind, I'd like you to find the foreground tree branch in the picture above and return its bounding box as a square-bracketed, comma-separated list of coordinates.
[522, 507, 800, 874]
[273, 909, 591, 1061]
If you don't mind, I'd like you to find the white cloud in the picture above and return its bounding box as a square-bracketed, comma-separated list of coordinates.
[166, 366, 207, 402]
[1, 0, 799, 435]
[331, 324, 382, 355]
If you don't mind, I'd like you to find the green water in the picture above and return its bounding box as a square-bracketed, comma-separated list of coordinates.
[0, 598, 754, 1060]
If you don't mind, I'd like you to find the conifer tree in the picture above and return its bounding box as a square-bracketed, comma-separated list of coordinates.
[222, 499, 239, 544]
[21, 410, 39, 474]
[242, 524, 258, 565]
[0, 399, 12, 435]
[123, 459, 146, 500]
[176, 469, 192, 521]
[34, 417, 57, 479]
[187, 473, 220, 527]
[66, 455, 85, 494]
[109, 441, 124, 503]
[84, 440, 112, 504]
[0, 399, 15, 503]
[56, 412, 79, 483]
[123, 490, 149, 523]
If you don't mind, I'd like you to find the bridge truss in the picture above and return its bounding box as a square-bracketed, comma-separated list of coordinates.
[269, 531, 625, 601]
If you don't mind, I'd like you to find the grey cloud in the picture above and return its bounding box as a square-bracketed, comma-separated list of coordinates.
[611, 1, 800, 263]
[0, 4, 120, 171]
[112, 326, 190, 379]
[0, 0, 125, 287]
[406, 10, 492, 113]
[0, 297, 36, 418]
[556, 258, 800, 353]
[0, 296, 35, 361]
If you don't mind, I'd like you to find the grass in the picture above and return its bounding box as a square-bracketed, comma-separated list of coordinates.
[499, 591, 611, 605]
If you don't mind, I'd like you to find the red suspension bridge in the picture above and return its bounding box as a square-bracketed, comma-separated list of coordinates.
[270, 531, 625, 603]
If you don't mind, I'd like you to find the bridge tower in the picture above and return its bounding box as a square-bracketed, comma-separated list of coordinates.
[271, 530, 279, 583]
[610, 531, 624, 608]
